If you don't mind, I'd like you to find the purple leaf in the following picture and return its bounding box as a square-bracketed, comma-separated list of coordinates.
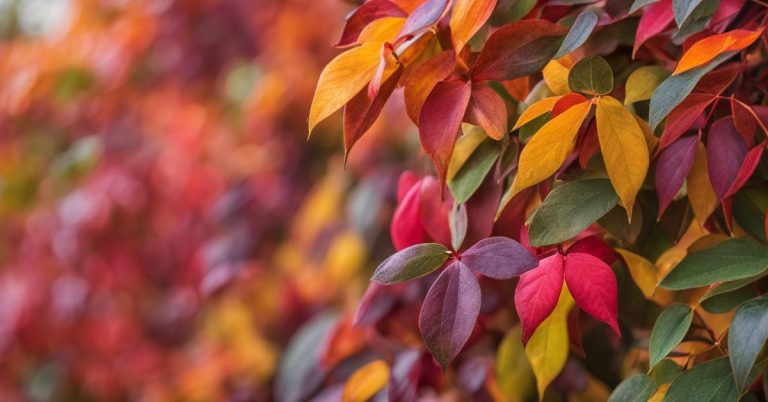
[396, 0, 451, 43]
[460, 237, 539, 279]
[656, 135, 698, 217]
[419, 261, 481, 368]
[707, 116, 748, 200]
[387, 349, 422, 402]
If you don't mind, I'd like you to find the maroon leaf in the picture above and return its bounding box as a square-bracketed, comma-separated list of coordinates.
[514, 253, 565, 344]
[391, 178, 427, 250]
[465, 83, 508, 140]
[419, 79, 473, 185]
[419, 175, 453, 246]
[707, 116, 748, 200]
[656, 135, 698, 217]
[725, 145, 765, 198]
[563, 252, 620, 337]
[344, 65, 403, 158]
[419, 261, 481, 368]
[336, 0, 407, 47]
[731, 98, 758, 145]
[566, 236, 618, 265]
[461, 236, 538, 279]
[464, 172, 502, 246]
[472, 19, 567, 82]
[657, 94, 713, 151]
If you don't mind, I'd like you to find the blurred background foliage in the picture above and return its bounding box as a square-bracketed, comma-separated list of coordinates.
[0, 0, 416, 400]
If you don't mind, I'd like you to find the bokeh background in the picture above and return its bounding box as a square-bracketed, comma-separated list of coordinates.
[0, 0, 419, 400]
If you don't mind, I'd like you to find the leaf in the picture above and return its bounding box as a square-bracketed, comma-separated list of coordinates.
[543, 56, 574, 95]
[419, 175, 453, 245]
[528, 178, 619, 247]
[616, 248, 658, 298]
[344, 65, 403, 158]
[624, 66, 669, 105]
[673, 0, 716, 29]
[357, 16, 406, 43]
[391, 178, 427, 251]
[657, 93, 714, 151]
[655, 135, 698, 217]
[633, 0, 674, 56]
[725, 145, 765, 198]
[595, 96, 649, 218]
[568, 56, 614, 95]
[336, 0, 407, 47]
[465, 83, 508, 140]
[342, 360, 390, 402]
[450, 0, 497, 52]
[450, 203, 468, 251]
[660, 238, 768, 290]
[687, 143, 719, 225]
[729, 295, 768, 392]
[564, 252, 620, 337]
[404, 51, 456, 124]
[419, 261, 481, 368]
[461, 236, 539, 279]
[309, 42, 383, 135]
[663, 357, 738, 402]
[630, 0, 661, 13]
[524, 284, 574, 399]
[396, 0, 452, 42]
[472, 20, 567, 82]
[674, 29, 764, 74]
[607, 374, 657, 402]
[448, 138, 500, 204]
[648, 54, 735, 129]
[707, 116, 749, 200]
[555, 11, 598, 58]
[510, 100, 591, 197]
[496, 327, 536, 401]
[515, 253, 565, 344]
[419, 79, 473, 184]
[649, 303, 693, 367]
[387, 349, 421, 402]
[447, 125, 488, 180]
[513, 96, 561, 130]
[371, 243, 450, 284]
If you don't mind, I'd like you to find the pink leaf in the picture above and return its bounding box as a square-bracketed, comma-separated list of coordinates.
[514, 253, 565, 344]
[563, 252, 620, 338]
[461, 237, 539, 279]
[634, 0, 674, 56]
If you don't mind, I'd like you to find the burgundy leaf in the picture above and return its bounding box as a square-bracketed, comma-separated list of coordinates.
[731, 98, 758, 145]
[514, 253, 565, 344]
[353, 282, 400, 326]
[725, 145, 765, 198]
[419, 261, 481, 368]
[464, 172, 502, 247]
[657, 94, 713, 152]
[391, 178, 427, 250]
[656, 135, 698, 217]
[461, 237, 538, 279]
[472, 19, 567, 82]
[465, 83, 508, 140]
[336, 0, 407, 47]
[563, 252, 620, 338]
[707, 116, 748, 200]
[419, 175, 453, 247]
[419, 79, 473, 185]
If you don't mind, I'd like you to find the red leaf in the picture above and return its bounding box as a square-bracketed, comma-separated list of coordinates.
[563, 252, 620, 338]
[656, 135, 698, 217]
[514, 253, 565, 344]
[633, 0, 674, 56]
[657, 94, 713, 151]
[566, 236, 617, 265]
[404, 50, 456, 124]
[472, 20, 567, 82]
[461, 236, 539, 279]
[725, 145, 765, 198]
[731, 98, 758, 145]
[419, 176, 453, 247]
[397, 171, 421, 202]
[707, 116, 748, 200]
[578, 120, 599, 168]
[336, 0, 407, 47]
[465, 83, 508, 140]
[419, 261, 481, 368]
[552, 93, 589, 118]
[419, 79, 473, 184]
[391, 178, 427, 250]
[344, 65, 403, 158]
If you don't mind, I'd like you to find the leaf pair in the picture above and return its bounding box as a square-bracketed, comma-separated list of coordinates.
[372, 237, 538, 367]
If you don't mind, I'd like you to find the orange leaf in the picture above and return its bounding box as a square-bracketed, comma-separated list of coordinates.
[342, 360, 390, 402]
[512, 96, 561, 130]
[673, 29, 764, 74]
[449, 0, 497, 52]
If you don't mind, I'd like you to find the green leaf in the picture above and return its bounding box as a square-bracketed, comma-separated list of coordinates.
[607, 374, 656, 402]
[649, 303, 693, 368]
[371, 243, 450, 284]
[518, 112, 550, 143]
[555, 11, 598, 58]
[650, 359, 682, 385]
[528, 178, 619, 246]
[450, 203, 468, 251]
[648, 53, 733, 129]
[629, 0, 660, 13]
[664, 358, 738, 402]
[568, 55, 614, 96]
[729, 295, 768, 392]
[673, 0, 718, 30]
[701, 285, 757, 314]
[448, 139, 500, 204]
[660, 238, 768, 290]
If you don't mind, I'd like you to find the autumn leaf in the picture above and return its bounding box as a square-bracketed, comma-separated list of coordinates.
[460, 236, 538, 279]
[687, 143, 719, 225]
[563, 252, 620, 337]
[515, 253, 565, 344]
[673, 29, 764, 74]
[336, 0, 407, 47]
[512, 96, 561, 130]
[450, 0, 497, 52]
[655, 135, 698, 217]
[595, 96, 649, 218]
[465, 83, 508, 140]
[342, 360, 390, 402]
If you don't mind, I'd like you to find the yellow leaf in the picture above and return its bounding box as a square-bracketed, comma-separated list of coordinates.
[512, 96, 561, 130]
[450, 0, 496, 52]
[624, 66, 669, 105]
[595, 96, 649, 219]
[687, 143, 718, 226]
[308, 42, 383, 135]
[323, 230, 367, 282]
[649, 383, 670, 402]
[357, 17, 406, 44]
[616, 248, 658, 298]
[509, 100, 591, 198]
[447, 124, 488, 180]
[635, 115, 658, 154]
[525, 284, 574, 400]
[342, 360, 390, 402]
[543, 55, 575, 95]
[496, 326, 536, 401]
